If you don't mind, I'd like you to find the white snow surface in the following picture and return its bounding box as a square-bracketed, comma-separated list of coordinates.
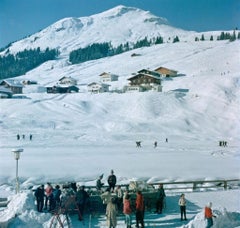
[0, 5, 240, 228]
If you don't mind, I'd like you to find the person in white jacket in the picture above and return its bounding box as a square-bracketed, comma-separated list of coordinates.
[178, 193, 187, 221]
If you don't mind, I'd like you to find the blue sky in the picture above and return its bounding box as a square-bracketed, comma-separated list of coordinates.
[0, 0, 239, 48]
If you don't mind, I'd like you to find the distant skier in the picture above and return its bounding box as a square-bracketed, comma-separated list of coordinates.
[136, 141, 141, 147]
[29, 134, 33, 140]
[154, 141, 157, 148]
[17, 134, 20, 140]
[165, 138, 168, 143]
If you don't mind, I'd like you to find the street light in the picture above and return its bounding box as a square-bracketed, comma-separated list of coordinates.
[11, 148, 23, 194]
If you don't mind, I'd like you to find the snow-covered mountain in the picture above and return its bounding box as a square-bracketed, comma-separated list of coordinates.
[2, 5, 194, 55]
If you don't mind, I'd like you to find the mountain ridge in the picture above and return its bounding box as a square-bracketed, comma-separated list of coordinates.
[1, 5, 193, 56]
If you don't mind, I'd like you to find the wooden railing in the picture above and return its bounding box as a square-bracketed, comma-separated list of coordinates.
[147, 179, 240, 192]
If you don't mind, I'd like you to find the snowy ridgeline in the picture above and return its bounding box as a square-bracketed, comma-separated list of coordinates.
[0, 190, 240, 228]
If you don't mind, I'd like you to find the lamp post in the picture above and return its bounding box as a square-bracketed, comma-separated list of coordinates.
[11, 148, 23, 194]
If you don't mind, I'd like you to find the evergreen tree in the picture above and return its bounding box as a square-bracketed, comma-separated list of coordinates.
[0, 48, 59, 80]
[210, 35, 214, 41]
[173, 36, 180, 43]
[200, 34, 205, 41]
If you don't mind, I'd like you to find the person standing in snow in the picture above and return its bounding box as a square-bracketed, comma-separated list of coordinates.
[96, 174, 104, 192]
[76, 185, 89, 221]
[108, 170, 117, 192]
[205, 202, 216, 228]
[106, 197, 118, 228]
[53, 185, 62, 207]
[135, 190, 145, 228]
[44, 182, 53, 211]
[155, 184, 166, 214]
[115, 185, 123, 211]
[34, 184, 45, 212]
[123, 194, 132, 228]
[178, 193, 187, 221]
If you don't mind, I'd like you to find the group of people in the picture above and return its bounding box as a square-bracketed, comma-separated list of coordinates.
[101, 187, 145, 228]
[34, 183, 61, 212]
[34, 182, 90, 221]
[34, 171, 217, 228]
[16, 134, 32, 140]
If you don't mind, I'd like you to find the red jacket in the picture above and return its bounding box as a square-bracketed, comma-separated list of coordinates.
[123, 199, 132, 214]
[136, 193, 144, 211]
[205, 207, 213, 218]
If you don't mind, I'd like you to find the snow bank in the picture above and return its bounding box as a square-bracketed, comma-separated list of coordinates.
[184, 208, 240, 228]
[0, 192, 51, 228]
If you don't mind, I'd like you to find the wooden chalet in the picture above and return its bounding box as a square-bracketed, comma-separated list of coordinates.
[58, 76, 77, 85]
[87, 82, 110, 93]
[0, 80, 23, 94]
[126, 69, 162, 92]
[99, 72, 119, 83]
[154, 67, 178, 77]
[46, 85, 79, 94]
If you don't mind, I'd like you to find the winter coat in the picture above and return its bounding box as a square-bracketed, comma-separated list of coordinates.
[156, 187, 166, 200]
[108, 174, 117, 186]
[136, 192, 144, 211]
[205, 206, 213, 218]
[123, 198, 132, 215]
[45, 185, 53, 197]
[34, 187, 45, 200]
[76, 189, 89, 205]
[96, 179, 104, 190]
[178, 196, 186, 206]
[106, 201, 118, 227]
[101, 191, 112, 204]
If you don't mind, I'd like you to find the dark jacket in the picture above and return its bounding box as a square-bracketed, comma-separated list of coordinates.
[35, 187, 45, 200]
[108, 174, 117, 186]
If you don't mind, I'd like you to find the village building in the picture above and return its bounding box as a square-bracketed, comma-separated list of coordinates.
[99, 72, 119, 83]
[0, 80, 23, 94]
[0, 86, 13, 98]
[46, 85, 79, 93]
[87, 82, 110, 93]
[125, 69, 162, 92]
[58, 76, 77, 85]
[154, 67, 178, 77]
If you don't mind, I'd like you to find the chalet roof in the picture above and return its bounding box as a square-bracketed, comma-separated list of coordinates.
[99, 72, 118, 77]
[58, 76, 77, 81]
[128, 73, 160, 81]
[0, 79, 23, 87]
[88, 82, 110, 87]
[137, 69, 161, 77]
[154, 67, 178, 74]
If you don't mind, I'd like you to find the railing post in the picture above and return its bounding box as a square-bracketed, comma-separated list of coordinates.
[193, 182, 197, 191]
[224, 181, 227, 190]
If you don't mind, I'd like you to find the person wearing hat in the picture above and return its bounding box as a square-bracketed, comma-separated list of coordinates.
[205, 202, 216, 228]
